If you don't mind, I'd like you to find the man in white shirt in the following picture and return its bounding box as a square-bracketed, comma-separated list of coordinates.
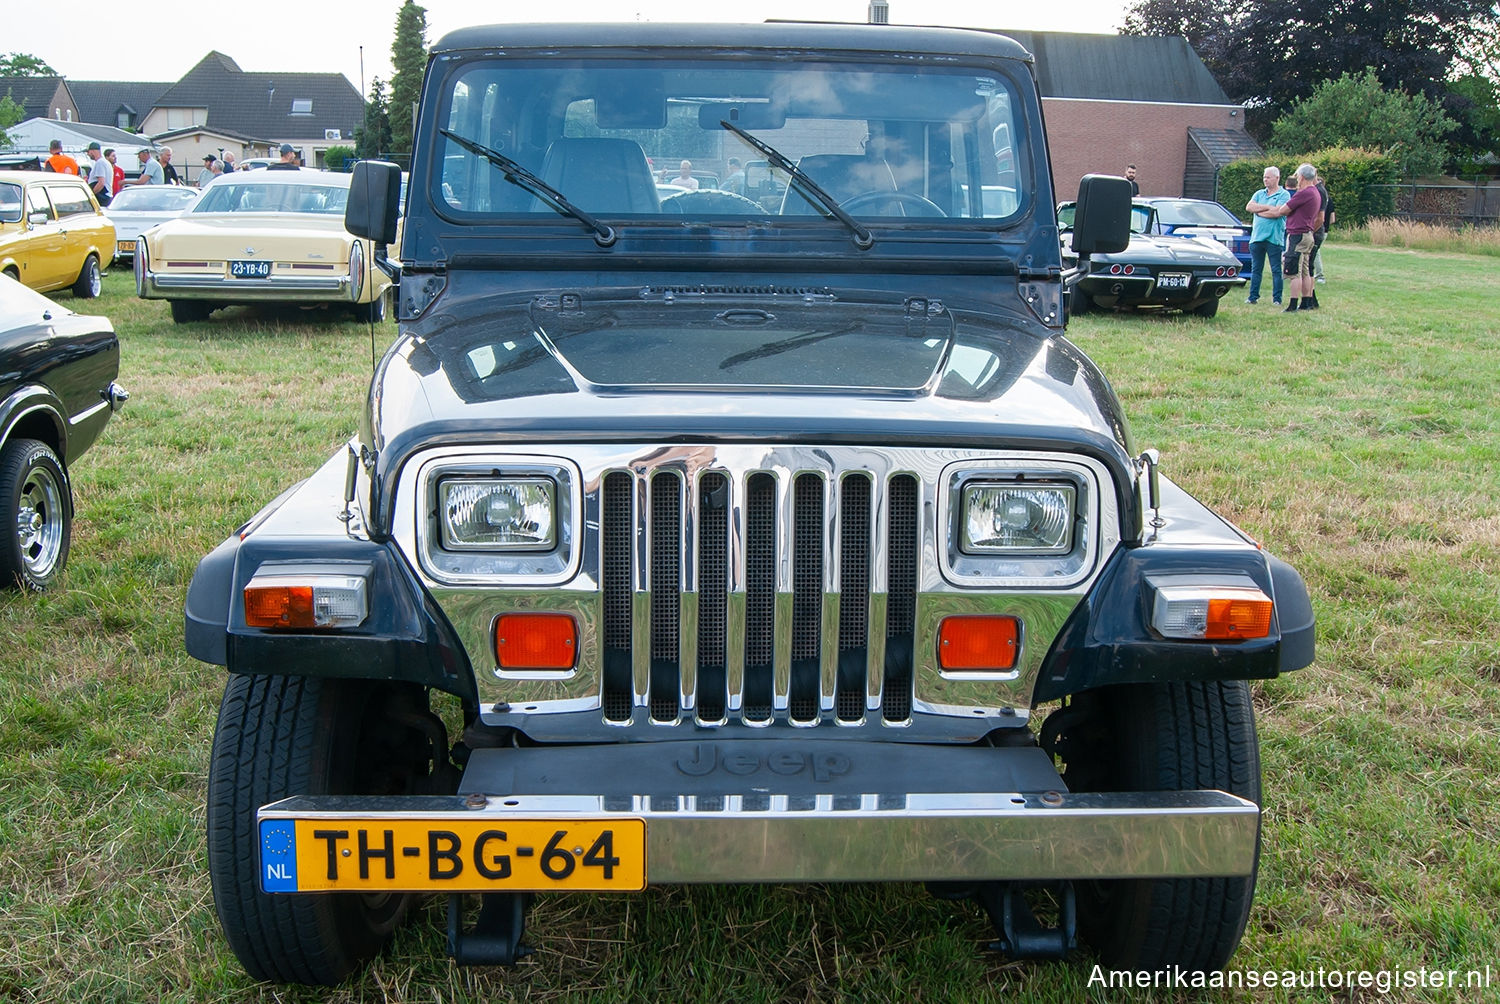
[672, 160, 699, 190]
[84, 142, 113, 205]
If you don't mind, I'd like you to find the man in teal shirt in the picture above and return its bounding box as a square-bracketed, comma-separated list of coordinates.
[1244, 166, 1290, 304]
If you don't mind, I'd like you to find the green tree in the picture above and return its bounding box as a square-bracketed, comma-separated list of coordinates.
[0, 92, 23, 148]
[1445, 74, 1500, 169]
[1270, 70, 1455, 177]
[0, 52, 57, 76]
[388, 0, 428, 158]
[355, 76, 393, 159]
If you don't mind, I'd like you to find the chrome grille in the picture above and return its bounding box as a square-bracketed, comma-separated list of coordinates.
[601, 463, 917, 727]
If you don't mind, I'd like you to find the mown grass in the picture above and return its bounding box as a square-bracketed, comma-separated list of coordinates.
[2, 245, 1498, 1002]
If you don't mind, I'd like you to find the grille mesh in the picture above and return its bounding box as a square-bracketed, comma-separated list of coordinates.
[601, 472, 633, 721]
[883, 475, 919, 722]
[697, 473, 729, 722]
[743, 473, 777, 722]
[650, 473, 681, 722]
[789, 474, 824, 721]
[837, 475, 871, 721]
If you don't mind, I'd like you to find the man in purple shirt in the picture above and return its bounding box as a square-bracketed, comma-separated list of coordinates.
[1249, 163, 1321, 312]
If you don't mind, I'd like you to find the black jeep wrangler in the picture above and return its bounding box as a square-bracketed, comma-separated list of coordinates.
[185, 22, 1314, 985]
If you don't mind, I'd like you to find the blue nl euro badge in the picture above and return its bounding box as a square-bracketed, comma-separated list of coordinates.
[260, 819, 299, 892]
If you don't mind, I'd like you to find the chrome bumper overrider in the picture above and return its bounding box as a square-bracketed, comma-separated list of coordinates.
[261, 789, 1258, 884]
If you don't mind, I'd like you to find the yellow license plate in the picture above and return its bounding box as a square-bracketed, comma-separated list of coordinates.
[259, 817, 646, 893]
[116, 240, 136, 253]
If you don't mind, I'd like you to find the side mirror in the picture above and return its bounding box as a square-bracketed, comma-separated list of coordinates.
[1070, 174, 1132, 256]
[28, 212, 49, 227]
[345, 161, 402, 246]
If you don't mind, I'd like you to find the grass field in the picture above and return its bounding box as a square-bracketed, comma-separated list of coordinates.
[1, 244, 1497, 1002]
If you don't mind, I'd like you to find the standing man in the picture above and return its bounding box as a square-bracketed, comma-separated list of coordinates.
[1125, 164, 1139, 196]
[671, 160, 699, 190]
[45, 139, 80, 175]
[126, 148, 165, 186]
[1244, 166, 1290, 304]
[1249, 163, 1321, 312]
[158, 146, 181, 185]
[222, 151, 237, 174]
[267, 143, 300, 170]
[1311, 172, 1335, 284]
[105, 149, 124, 194]
[84, 142, 113, 206]
[723, 157, 745, 195]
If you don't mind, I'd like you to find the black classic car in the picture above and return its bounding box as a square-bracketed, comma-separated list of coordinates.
[0, 273, 128, 589]
[183, 23, 1314, 987]
[1062, 201, 1246, 317]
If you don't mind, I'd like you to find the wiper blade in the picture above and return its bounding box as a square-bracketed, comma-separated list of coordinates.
[439, 128, 617, 248]
[719, 119, 874, 250]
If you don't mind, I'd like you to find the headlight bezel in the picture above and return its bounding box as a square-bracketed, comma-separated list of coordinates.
[939, 461, 1097, 588]
[415, 457, 580, 585]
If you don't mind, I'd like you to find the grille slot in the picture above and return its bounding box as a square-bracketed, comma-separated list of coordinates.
[789, 473, 824, 723]
[649, 472, 681, 722]
[837, 474, 871, 721]
[696, 473, 729, 723]
[743, 473, 777, 722]
[601, 472, 633, 721]
[883, 475, 919, 722]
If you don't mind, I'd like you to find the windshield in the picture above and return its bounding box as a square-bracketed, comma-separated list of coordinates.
[1151, 200, 1241, 227]
[193, 182, 350, 215]
[433, 58, 1026, 223]
[108, 186, 199, 212]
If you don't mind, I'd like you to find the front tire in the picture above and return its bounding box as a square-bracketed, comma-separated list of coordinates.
[1044, 680, 1261, 972]
[207, 674, 447, 984]
[72, 254, 101, 298]
[0, 438, 72, 590]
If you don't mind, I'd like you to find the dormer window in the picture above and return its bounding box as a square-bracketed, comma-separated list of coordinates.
[291, 99, 313, 116]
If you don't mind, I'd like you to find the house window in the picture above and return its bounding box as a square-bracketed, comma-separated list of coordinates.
[116, 111, 131, 129]
[291, 99, 313, 116]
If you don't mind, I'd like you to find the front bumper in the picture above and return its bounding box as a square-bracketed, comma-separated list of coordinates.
[259, 741, 1259, 888]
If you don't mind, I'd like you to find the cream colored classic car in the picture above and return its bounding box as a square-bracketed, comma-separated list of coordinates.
[134, 168, 391, 323]
[0, 171, 115, 298]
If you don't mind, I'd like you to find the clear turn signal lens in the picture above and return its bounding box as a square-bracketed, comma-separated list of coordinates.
[1152, 584, 1272, 640]
[244, 573, 369, 629]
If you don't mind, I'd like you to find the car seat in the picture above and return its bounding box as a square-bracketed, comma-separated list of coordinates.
[537, 137, 660, 214]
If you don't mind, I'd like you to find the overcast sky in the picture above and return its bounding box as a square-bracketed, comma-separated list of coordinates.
[8, 0, 1133, 97]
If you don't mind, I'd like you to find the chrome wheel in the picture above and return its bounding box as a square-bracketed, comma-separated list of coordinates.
[16, 462, 65, 579]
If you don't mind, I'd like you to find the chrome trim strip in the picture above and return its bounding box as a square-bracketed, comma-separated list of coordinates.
[147, 272, 349, 292]
[261, 789, 1259, 884]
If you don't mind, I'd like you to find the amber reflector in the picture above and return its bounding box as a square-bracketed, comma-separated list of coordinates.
[244, 585, 315, 628]
[1205, 597, 1273, 640]
[495, 614, 578, 670]
[938, 615, 1020, 671]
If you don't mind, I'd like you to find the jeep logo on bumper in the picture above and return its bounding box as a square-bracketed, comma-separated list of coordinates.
[675, 744, 852, 782]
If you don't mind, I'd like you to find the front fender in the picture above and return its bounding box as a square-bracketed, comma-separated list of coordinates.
[183, 449, 478, 707]
[1033, 475, 1315, 704]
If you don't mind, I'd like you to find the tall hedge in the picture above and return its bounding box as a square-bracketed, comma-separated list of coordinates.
[1217, 148, 1398, 228]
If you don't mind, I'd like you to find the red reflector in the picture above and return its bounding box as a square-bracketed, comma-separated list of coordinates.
[1123, 264, 1134, 275]
[938, 616, 1020, 671]
[495, 614, 578, 670]
[1205, 597, 1273, 640]
[245, 585, 314, 628]
[1109, 264, 1121, 274]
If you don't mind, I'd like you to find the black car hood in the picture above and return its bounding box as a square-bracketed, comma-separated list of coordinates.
[364, 287, 1137, 531]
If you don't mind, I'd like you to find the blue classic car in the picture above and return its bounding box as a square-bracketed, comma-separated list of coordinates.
[1139, 197, 1253, 271]
[0, 273, 128, 589]
[1061, 201, 1246, 317]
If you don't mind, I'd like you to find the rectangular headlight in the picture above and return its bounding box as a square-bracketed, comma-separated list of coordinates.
[439, 477, 556, 551]
[961, 483, 1075, 554]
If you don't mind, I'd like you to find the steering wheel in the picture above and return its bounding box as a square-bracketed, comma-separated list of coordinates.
[659, 189, 766, 215]
[837, 191, 948, 218]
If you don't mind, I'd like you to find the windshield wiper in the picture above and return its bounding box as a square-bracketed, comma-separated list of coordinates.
[719, 119, 874, 251]
[440, 128, 617, 247]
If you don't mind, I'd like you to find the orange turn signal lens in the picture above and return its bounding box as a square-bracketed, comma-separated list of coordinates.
[245, 584, 314, 628]
[938, 615, 1020, 671]
[1205, 595, 1274, 640]
[495, 613, 578, 670]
